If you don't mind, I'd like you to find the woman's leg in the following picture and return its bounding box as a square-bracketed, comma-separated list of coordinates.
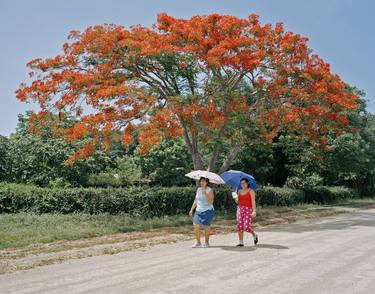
[193, 224, 201, 243]
[249, 228, 258, 245]
[247, 209, 256, 236]
[241, 207, 257, 243]
[236, 206, 244, 243]
[204, 226, 210, 244]
[238, 230, 244, 242]
[246, 209, 258, 244]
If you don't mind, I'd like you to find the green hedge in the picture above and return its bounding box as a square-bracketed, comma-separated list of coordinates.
[0, 183, 355, 216]
[0, 183, 234, 216]
[257, 186, 305, 206]
[303, 186, 354, 204]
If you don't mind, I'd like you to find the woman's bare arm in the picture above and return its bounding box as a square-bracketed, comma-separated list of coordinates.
[205, 190, 214, 204]
[189, 200, 197, 216]
[250, 189, 256, 217]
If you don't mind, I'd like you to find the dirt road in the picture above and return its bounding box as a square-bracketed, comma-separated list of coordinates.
[1, 209, 375, 294]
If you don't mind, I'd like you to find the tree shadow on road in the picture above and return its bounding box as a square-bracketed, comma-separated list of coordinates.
[255, 243, 289, 249]
[209, 243, 288, 252]
[208, 245, 255, 252]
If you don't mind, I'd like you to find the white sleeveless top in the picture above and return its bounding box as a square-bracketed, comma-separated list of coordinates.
[195, 187, 214, 212]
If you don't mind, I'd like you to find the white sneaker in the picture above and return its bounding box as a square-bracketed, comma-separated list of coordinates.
[202, 242, 210, 248]
[192, 242, 202, 248]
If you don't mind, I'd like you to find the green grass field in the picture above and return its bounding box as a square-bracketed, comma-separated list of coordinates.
[0, 213, 194, 250]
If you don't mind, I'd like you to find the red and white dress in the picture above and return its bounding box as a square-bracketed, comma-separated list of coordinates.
[236, 189, 254, 232]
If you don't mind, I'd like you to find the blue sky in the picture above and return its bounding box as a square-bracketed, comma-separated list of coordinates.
[1, 0, 374, 136]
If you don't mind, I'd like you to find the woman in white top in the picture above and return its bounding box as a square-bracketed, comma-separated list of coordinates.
[189, 177, 215, 248]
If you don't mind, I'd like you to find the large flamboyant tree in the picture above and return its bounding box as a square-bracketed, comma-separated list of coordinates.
[16, 13, 358, 172]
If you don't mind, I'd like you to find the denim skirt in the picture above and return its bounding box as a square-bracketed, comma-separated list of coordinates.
[193, 208, 215, 226]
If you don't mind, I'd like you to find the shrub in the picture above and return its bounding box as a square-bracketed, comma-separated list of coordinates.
[0, 183, 233, 216]
[303, 186, 354, 204]
[0, 183, 206, 216]
[257, 186, 305, 206]
[85, 157, 143, 188]
[86, 173, 123, 188]
[48, 178, 72, 188]
[286, 173, 324, 189]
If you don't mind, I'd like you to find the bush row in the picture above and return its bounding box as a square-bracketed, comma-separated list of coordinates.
[0, 183, 355, 216]
[303, 186, 356, 204]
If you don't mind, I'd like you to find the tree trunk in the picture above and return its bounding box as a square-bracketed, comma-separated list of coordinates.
[180, 120, 205, 170]
[218, 144, 242, 174]
[191, 151, 205, 170]
[207, 123, 227, 172]
[190, 134, 205, 170]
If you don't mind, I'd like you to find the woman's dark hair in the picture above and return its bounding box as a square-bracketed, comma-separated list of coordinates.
[199, 177, 210, 184]
[240, 178, 249, 187]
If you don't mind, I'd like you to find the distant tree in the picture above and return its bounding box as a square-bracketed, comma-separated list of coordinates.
[321, 92, 375, 194]
[0, 135, 10, 181]
[282, 90, 375, 193]
[86, 155, 142, 187]
[7, 112, 114, 186]
[139, 138, 192, 186]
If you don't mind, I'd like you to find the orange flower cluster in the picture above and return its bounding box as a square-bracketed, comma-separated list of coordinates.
[122, 123, 134, 148]
[137, 108, 183, 154]
[65, 139, 98, 166]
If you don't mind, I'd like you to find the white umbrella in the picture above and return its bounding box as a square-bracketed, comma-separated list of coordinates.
[185, 170, 225, 184]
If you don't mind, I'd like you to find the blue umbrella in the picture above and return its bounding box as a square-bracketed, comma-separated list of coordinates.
[220, 170, 257, 191]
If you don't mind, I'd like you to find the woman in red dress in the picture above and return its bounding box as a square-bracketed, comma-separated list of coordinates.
[236, 178, 258, 246]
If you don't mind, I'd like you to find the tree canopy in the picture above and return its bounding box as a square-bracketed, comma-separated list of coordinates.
[16, 13, 358, 172]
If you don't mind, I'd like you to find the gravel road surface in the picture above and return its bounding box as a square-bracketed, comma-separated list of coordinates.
[1, 209, 375, 294]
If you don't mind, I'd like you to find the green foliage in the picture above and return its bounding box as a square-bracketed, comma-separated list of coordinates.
[257, 186, 305, 206]
[304, 186, 354, 204]
[139, 138, 192, 186]
[0, 136, 10, 181]
[86, 156, 143, 187]
[285, 142, 324, 189]
[48, 178, 72, 188]
[230, 141, 275, 185]
[322, 113, 375, 196]
[0, 183, 356, 217]
[86, 173, 122, 188]
[288, 94, 375, 195]
[3, 112, 116, 187]
[6, 131, 112, 187]
[115, 156, 142, 185]
[0, 183, 198, 216]
[287, 173, 324, 189]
